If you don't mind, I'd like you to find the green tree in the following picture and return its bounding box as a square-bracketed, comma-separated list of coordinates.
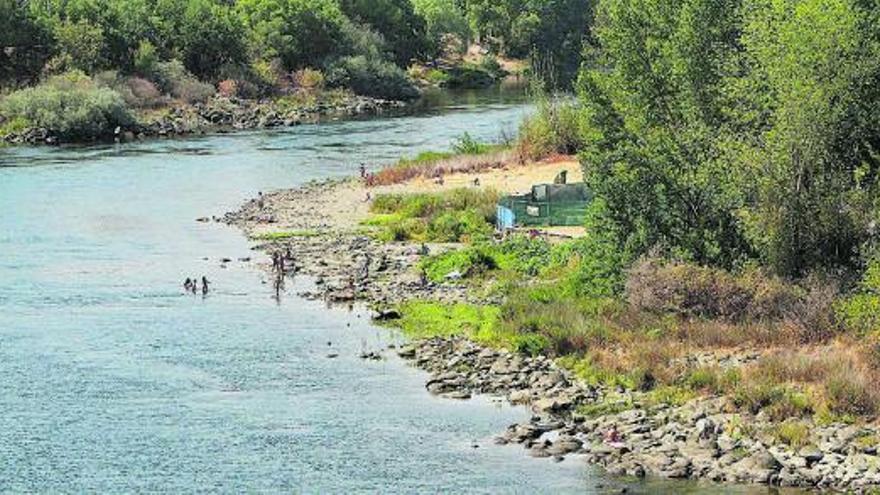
[54, 19, 106, 73]
[412, 0, 471, 56]
[237, 0, 347, 71]
[729, 0, 880, 276]
[0, 0, 52, 85]
[339, 0, 430, 65]
[152, 0, 248, 79]
[578, 0, 750, 268]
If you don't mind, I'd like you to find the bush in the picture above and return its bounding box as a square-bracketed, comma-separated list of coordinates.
[325, 55, 419, 100]
[94, 71, 165, 109]
[133, 40, 159, 77]
[626, 257, 841, 342]
[837, 257, 880, 334]
[292, 68, 325, 91]
[451, 132, 491, 155]
[148, 60, 215, 104]
[426, 210, 492, 242]
[0, 71, 133, 140]
[217, 79, 238, 97]
[421, 247, 498, 281]
[516, 95, 583, 161]
[368, 189, 498, 242]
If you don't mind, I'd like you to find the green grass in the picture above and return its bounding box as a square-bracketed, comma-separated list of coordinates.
[768, 420, 811, 449]
[250, 230, 320, 241]
[365, 188, 498, 243]
[576, 395, 635, 418]
[0, 116, 31, 137]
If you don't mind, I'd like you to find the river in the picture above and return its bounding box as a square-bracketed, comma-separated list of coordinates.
[0, 89, 759, 493]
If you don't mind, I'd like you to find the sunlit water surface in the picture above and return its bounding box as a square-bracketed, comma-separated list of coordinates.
[0, 89, 765, 493]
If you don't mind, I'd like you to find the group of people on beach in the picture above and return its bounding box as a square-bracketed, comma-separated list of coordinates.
[183, 276, 210, 295]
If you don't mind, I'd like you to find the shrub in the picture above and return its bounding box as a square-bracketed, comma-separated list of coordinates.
[292, 68, 325, 91]
[133, 40, 159, 76]
[837, 257, 880, 334]
[451, 132, 491, 155]
[368, 189, 498, 242]
[441, 63, 498, 88]
[325, 55, 419, 100]
[823, 367, 879, 417]
[0, 71, 133, 140]
[516, 95, 583, 161]
[771, 421, 811, 449]
[421, 247, 498, 282]
[217, 79, 238, 97]
[94, 71, 165, 109]
[427, 210, 493, 242]
[148, 60, 215, 103]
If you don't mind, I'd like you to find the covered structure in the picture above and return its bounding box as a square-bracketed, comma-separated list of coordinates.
[496, 183, 592, 229]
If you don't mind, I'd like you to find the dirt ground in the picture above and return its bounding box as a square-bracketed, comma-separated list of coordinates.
[244, 158, 585, 238]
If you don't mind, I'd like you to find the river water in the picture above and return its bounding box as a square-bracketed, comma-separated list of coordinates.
[0, 90, 759, 493]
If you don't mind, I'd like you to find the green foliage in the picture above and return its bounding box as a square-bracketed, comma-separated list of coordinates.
[558, 199, 627, 297]
[237, 0, 347, 71]
[0, 0, 51, 85]
[389, 301, 500, 339]
[368, 188, 498, 242]
[412, 0, 470, 56]
[576, 395, 635, 417]
[325, 55, 419, 100]
[158, 0, 249, 80]
[645, 385, 696, 407]
[0, 71, 133, 141]
[451, 132, 490, 155]
[133, 41, 159, 76]
[147, 60, 215, 103]
[441, 63, 498, 89]
[577, 0, 880, 279]
[419, 235, 551, 282]
[578, 0, 751, 271]
[339, 0, 429, 66]
[53, 19, 107, 73]
[770, 421, 811, 449]
[731, 0, 880, 277]
[516, 94, 583, 160]
[837, 257, 880, 334]
[464, 0, 594, 88]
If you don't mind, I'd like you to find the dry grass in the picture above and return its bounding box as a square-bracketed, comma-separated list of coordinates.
[371, 149, 515, 186]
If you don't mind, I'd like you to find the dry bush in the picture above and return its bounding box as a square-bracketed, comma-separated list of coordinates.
[292, 68, 325, 91]
[372, 149, 513, 186]
[625, 257, 838, 344]
[217, 79, 238, 97]
[735, 345, 880, 418]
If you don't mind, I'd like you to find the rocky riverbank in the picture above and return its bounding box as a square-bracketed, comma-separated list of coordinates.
[2, 94, 405, 146]
[398, 337, 880, 492]
[228, 175, 880, 492]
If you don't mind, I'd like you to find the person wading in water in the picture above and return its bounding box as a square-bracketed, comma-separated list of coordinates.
[201, 276, 210, 295]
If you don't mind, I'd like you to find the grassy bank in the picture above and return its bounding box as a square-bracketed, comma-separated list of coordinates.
[368, 177, 880, 427]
